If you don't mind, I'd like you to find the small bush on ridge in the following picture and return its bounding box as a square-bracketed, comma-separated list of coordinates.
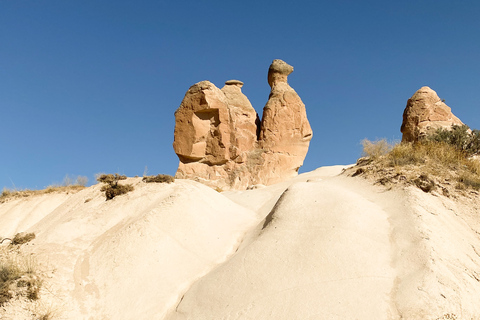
[11, 233, 36, 246]
[142, 174, 175, 184]
[97, 174, 134, 200]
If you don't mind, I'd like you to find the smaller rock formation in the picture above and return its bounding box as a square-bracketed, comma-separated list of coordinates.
[401, 86, 464, 142]
[173, 80, 259, 190]
[172, 60, 312, 190]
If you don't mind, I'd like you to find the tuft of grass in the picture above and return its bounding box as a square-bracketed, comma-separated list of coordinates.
[97, 174, 134, 200]
[142, 174, 175, 184]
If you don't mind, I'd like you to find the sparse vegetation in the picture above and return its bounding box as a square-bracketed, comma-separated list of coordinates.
[142, 174, 175, 184]
[97, 174, 134, 200]
[428, 125, 480, 155]
[62, 174, 89, 187]
[0, 233, 42, 307]
[0, 185, 86, 203]
[352, 127, 480, 195]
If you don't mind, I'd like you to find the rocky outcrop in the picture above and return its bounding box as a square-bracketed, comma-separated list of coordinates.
[173, 60, 312, 190]
[401, 86, 464, 142]
[172, 80, 258, 190]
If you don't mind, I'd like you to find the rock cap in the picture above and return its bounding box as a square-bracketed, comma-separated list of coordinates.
[225, 80, 244, 87]
[269, 59, 294, 75]
[268, 59, 294, 87]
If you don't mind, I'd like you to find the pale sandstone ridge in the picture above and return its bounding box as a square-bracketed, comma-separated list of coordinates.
[173, 60, 312, 190]
[401, 86, 464, 142]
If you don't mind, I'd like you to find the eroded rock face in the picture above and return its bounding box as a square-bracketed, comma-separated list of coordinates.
[257, 60, 313, 185]
[173, 60, 312, 190]
[221, 80, 259, 162]
[173, 80, 258, 190]
[401, 86, 464, 142]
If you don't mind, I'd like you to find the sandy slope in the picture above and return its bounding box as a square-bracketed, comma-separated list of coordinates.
[1, 166, 480, 319]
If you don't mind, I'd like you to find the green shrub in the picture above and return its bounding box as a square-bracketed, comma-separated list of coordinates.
[428, 125, 480, 155]
[142, 174, 175, 184]
[97, 174, 134, 200]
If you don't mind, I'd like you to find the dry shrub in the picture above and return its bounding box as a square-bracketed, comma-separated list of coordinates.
[361, 139, 393, 159]
[101, 184, 134, 200]
[142, 174, 175, 184]
[11, 233, 36, 246]
[97, 174, 134, 200]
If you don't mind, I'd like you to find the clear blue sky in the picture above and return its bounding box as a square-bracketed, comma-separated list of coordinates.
[1, 0, 479, 190]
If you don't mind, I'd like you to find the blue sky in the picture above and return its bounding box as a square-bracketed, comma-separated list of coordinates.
[1, 0, 479, 190]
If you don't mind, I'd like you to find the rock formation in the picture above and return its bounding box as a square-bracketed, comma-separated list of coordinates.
[173, 60, 312, 190]
[256, 59, 313, 185]
[401, 86, 464, 142]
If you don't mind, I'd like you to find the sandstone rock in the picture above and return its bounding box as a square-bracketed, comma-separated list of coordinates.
[221, 80, 259, 162]
[173, 80, 259, 190]
[173, 81, 231, 165]
[173, 60, 312, 190]
[257, 60, 313, 185]
[401, 86, 464, 142]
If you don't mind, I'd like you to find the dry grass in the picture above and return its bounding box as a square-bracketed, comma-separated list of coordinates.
[0, 185, 86, 203]
[349, 139, 480, 196]
[0, 236, 42, 307]
[361, 138, 393, 159]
